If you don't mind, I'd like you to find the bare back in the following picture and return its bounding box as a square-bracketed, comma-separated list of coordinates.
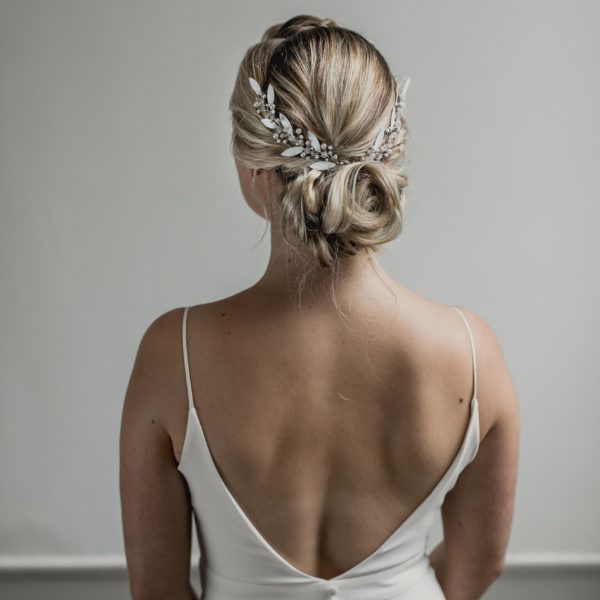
[167, 285, 497, 580]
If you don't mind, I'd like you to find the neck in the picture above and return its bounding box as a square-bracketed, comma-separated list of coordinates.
[253, 223, 397, 309]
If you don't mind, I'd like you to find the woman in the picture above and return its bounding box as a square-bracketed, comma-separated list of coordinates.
[120, 14, 519, 600]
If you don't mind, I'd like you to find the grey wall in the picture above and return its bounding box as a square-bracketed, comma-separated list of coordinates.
[1, 0, 599, 597]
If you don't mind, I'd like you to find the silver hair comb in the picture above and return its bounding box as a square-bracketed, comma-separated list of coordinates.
[248, 74, 411, 172]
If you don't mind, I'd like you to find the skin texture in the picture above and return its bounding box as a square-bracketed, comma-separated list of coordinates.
[119, 160, 520, 599]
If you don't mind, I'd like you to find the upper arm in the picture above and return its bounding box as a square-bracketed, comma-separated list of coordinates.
[440, 307, 520, 575]
[119, 307, 194, 599]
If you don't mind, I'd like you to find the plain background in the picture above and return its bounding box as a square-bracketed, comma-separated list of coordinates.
[1, 0, 598, 587]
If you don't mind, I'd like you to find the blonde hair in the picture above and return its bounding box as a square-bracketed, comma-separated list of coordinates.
[229, 15, 409, 272]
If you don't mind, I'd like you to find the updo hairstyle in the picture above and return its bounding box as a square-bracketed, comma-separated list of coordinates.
[229, 15, 409, 270]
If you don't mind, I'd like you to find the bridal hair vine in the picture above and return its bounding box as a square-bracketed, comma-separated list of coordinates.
[248, 74, 411, 172]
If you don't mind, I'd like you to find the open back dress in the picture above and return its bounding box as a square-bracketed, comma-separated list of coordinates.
[176, 305, 480, 599]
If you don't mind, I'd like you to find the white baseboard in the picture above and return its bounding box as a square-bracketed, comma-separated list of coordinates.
[1, 554, 599, 600]
[1, 552, 599, 575]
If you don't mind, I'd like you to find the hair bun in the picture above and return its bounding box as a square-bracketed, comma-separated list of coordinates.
[280, 161, 407, 267]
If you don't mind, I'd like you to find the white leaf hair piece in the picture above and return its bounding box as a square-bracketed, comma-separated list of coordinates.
[281, 146, 305, 156]
[396, 76, 411, 115]
[307, 130, 321, 152]
[278, 112, 293, 134]
[373, 127, 386, 150]
[248, 72, 412, 170]
[249, 77, 262, 95]
[400, 76, 411, 98]
[310, 161, 336, 170]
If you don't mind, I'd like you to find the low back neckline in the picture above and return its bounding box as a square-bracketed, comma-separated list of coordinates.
[176, 304, 481, 584]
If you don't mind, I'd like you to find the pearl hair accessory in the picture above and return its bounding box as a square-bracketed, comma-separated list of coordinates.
[248, 74, 411, 172]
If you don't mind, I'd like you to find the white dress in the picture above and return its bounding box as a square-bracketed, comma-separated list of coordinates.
[177, 305, 480, 599]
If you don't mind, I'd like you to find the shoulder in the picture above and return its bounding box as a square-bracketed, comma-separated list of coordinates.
[451, 305, 519, 432]
[137, 301, 222, 353]
[134, 301, 228, 375]
[405, 296, 518, 441]
[138, 306, 185, 351]
[123, 306, 190, 433]
[132, 306, 193, 384]
[138, 292, 249, 348]
[451, 305, 510, 384]
[451, 305, 499, 350]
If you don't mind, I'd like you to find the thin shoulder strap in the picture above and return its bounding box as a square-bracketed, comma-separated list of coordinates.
[182, 306, 195, 411]
[451, 305, 478, 400]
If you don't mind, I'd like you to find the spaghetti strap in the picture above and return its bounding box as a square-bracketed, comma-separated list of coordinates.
[451, 306, 478, 400]
[182, 306, 195, 411]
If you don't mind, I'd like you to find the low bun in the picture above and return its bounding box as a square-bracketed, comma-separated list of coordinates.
[280, 161, 407, 268]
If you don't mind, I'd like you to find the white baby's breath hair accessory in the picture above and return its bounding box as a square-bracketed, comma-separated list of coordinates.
[248, 74, 411, 172]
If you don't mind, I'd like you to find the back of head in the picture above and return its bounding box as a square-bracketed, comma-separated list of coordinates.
[229, 15, 409, 269]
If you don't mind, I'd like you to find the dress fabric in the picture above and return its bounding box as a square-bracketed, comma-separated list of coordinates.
[177, 305, 480, 599]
